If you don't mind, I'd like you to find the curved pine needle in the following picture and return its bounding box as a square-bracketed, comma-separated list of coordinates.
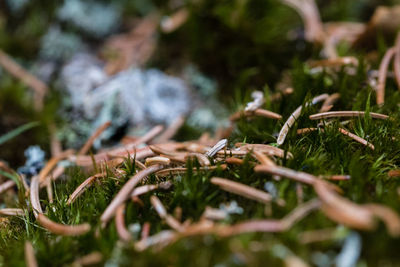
[39, 149, 75, 184]
[78, 121, 111, 155]
[0, 180, 15, 194]
[236, 143, 293, 159]
[230, 109, 282, 121]
[277, 94, 329, 145]
[24, 241, 38, 267]
[0, 208, 25, 216]
[67, 173, 105, 205]
[115, 203, 132, 242]
[30, 176, 43, 217]
[309, 111, 389, 120]
[313, 180, 376, 230]
[394, 32, 400, 90]
[377, 47, 396, 105]
[320, 93, 340, 112]
[37, 213, 91, 236]
[101, 164, 164, 224]
[364, 204, 400, 237]
[150, 196, 184, 232]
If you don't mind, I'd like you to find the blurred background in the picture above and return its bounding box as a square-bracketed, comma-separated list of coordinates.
[0, 0, 399, 166]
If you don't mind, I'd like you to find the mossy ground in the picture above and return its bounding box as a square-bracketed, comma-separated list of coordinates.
[1, 61, 400, 266]
[1, 1, 400, 266]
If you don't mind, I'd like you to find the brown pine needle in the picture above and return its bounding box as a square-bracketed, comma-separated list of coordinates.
[364, 204, 400, 237]
[101, 164, 164, 224]
[309, 111, 389, 120]
[219, 199, 321, 236]
[394, 32, 400, 90]
[211, 177, 281, 205]
[0, 49, 48, 110]
[72, 252, 103, 266]
[155, 165, 227, 177]
[338, 128, 375, 149]
[251, 151, 276, 167]
[155, 116, 185, 143]
[115, 203, 132, 242]
[78, 121, 111, 155]
[24, 241, 38, 267]
[230, 108, 282, 121]
[320, 93, 340, 112]
[30, 176, 43, 217]
[135, 230, 176, 251]
[37, 213, 91, 236]
[150, 196, 184, 232]
[326, 175, 351, 181]
[39, 149, 75, 184]
[127, 125, 164, 147]
[225, 157, 244, 165]
[388, 169, 400, 178]
[236, 143, 293, 159]
[277, 94, 329, 145]
[309, 57, 358, 68]
[141, 222, 151, 241]
[161, 8, 189, 33]
[0, 208, 25, 216]
[377, 47, 396, 105]
[46, 180, 54, 204]
[185, 153, 211, 166]
[0, 180, 15, 194]
[145, 156, 171, 167]
[296, 127, 319, 134]
[313, 180, 376, 230]
[254, 165, 317, 185]
[280, 0, 325, 44]
[67, 173, 105, 205]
